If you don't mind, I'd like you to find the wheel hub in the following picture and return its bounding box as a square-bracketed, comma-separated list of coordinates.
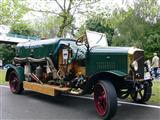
[94, 84, 108, 117]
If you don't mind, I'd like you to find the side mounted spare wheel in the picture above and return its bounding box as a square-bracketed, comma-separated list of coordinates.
[94, 80, 117, 120]
[9, 71, 23, 94]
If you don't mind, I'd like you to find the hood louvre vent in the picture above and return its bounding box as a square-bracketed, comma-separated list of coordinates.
[96, 62, 116, 71]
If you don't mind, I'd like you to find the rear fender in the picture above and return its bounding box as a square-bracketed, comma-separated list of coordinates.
[5, 64, 24, 82]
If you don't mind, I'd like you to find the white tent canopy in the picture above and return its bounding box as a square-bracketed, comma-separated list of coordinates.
[0, 25, 30, 44]
[0, 35, 30, 44]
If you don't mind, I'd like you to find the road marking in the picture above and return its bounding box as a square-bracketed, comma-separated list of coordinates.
[64, 94, 160, 109]
[1, 85, 160, 109]
[0, 85, 9, 88]
[118, 101, 160, 109]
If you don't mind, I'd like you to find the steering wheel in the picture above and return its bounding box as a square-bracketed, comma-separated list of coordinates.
[76, 35, 88, 47]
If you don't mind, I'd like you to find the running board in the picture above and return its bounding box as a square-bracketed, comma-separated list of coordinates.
[23, 81, 70, 96]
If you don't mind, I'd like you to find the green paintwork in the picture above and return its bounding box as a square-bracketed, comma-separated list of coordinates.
[16, 38, 87, 69]
[5, 64, 24, 82]
[16, 38, 137, 78]
[90, 47, 130, 53]
[16, 38, 86, 60]
[16, 66, 25, 82]
[106, 70, 128, 77]
[87, 47, 129, 76]
[16, 38, 59, 58]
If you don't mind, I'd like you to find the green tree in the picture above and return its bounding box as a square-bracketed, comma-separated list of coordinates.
[85, 15, 114, 45]
[34, 15, 68, 39]
[75, 24, 86, 38]
[10, 22, 36, 36]
[134, 0, 159, 22]
[31, 0, 100, 37]
[0, 44, 15, 64]
[112, 12, 150, 48]
[144, 34, 160, 59]
[0, 0, 29, 64]
[143, 19, 160, 59]
[111, 0, 160, 59]
[0, 22, 37, 64]
[109, 8, 133, 28]
[0, 0, 28, 25]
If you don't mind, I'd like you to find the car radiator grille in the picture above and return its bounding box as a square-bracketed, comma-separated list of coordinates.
[134, 51, 144, 79]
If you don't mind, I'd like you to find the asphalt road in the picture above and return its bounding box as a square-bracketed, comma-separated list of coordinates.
[0, 86, 160, 120]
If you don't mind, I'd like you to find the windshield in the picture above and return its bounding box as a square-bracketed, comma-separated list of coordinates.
[86, 30, 108, 48]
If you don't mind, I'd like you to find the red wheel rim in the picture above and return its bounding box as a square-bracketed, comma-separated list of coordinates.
[94, 83, 108, 117]
[9, 72, 19, 92]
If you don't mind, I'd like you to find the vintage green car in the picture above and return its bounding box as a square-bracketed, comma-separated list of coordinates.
[5, 31, 152, 120]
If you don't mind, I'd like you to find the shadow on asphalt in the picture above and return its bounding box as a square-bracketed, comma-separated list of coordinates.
[22, 90, 95, 108]
[19, 90, 160, 120]
[22, 90, 99, 118]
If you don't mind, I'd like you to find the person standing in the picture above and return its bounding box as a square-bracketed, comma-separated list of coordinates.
[152, 53, 160, 78]
[0, 59, 2, 68]
[145, 59, 151, 73]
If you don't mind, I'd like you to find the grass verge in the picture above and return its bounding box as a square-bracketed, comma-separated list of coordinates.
[126, 80, 160, 105]
[0, 69, 7, 85]
[148, 80, 160, 105]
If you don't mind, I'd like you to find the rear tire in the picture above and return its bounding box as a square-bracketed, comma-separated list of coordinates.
[94, 80, 117, 120]
[9, 71, 23, 94]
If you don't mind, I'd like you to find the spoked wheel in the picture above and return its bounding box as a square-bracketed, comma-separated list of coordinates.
[9, 71, 23, 94]
[130, 81, 152, 103]
[94, 81, 117, 120]
[118, 89, 130, 99]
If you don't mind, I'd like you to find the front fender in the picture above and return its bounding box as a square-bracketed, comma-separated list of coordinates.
[105, 70, 127, 77]
[83, 71, 127, 94]
[5, 64, 24, 82]
[90, 70, 127, 80]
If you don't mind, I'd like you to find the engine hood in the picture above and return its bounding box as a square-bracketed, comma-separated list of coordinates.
[90, 46, 143, 54]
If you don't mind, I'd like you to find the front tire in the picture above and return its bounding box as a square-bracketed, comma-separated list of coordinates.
[9, 71, 23, 94]
[94, 80, 117, 120]
[130, 81, 152, 103]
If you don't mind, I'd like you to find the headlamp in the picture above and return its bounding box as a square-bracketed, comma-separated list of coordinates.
[131, 61, 138, 71]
